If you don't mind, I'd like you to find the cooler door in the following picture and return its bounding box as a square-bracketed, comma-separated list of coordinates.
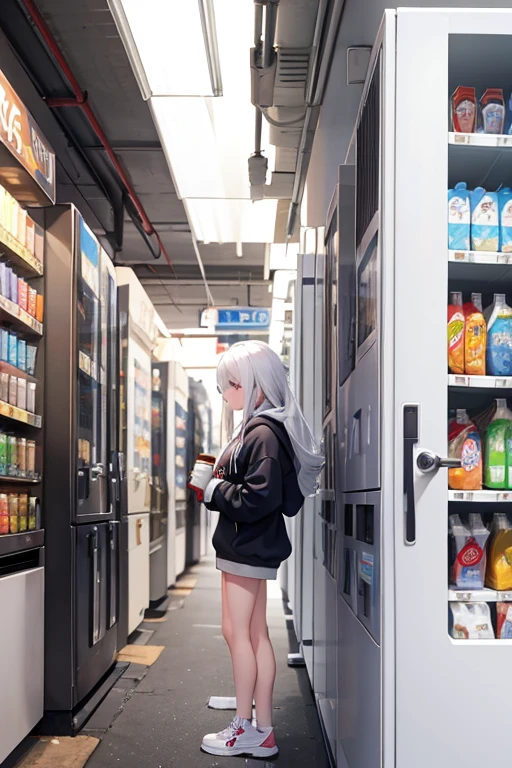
[75, 523, 116, 704]
[76, 216, 108, 519]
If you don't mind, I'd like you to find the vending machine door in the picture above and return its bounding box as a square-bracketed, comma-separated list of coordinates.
[75, 217, 109, 521]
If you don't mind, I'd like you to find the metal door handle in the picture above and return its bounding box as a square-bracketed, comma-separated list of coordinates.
[92, 463, 105, 478]
[416, 451, 461, 474]
[403, 405, 419, 546]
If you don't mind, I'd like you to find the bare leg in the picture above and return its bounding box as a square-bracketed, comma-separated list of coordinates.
[222, 573, 260, 721]
[250, 580, 276, 728]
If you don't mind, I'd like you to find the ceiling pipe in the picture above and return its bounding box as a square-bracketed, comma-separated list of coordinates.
[18, 0, 175, 272]
[286, 0, 346, 238]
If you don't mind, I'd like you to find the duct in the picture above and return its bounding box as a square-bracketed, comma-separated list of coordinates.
[286, 0, 347, 238]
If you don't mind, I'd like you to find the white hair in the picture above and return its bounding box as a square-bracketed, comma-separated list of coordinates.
[217, 340, 323, 497]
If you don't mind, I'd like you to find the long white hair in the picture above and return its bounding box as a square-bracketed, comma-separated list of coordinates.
[217, 340, 323, 497]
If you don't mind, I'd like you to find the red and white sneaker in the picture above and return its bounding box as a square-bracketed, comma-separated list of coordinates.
[201, 716, 278, 758]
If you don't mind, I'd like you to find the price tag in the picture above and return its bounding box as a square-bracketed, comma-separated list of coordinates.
[454, 133, 469, 144]
[499, 135, 512, 148]
[453, 251, 468, 261]
[495, 378, 509, 388]
[498, 492, 512, 502]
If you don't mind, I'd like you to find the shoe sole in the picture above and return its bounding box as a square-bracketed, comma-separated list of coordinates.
[201, 743, 279, 758]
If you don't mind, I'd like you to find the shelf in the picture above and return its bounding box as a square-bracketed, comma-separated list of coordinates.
[0, 475, 41, 485]
[448, 588, 512, 603]
[448, 249, 512, 265]
[0, 528, 43, 556]
[0, 295, 42, 337]
[449, 489, 512, 503]
[0, 399, 41, 428]
[449, 132, 512, 148]
[0, 361, 37, 383]
[0, 224, 43, 277]
[448, 374, 512, 389]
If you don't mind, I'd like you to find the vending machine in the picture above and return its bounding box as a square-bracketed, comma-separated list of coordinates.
[167, 361, 189, 584]
[149, 362, 169, 603]
[331, 9, 512, 768]
[117, 268, 157, 635]
[43, 207, 121, 731]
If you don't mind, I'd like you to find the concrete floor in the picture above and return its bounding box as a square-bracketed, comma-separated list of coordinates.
[85, 558, 330, 768]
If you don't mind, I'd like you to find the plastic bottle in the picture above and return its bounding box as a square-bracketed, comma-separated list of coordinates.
[486, 294, 512, 376]
[448, 409, 482, 490]
[471, 187, 499, 252]
[484, 399, 512, 489]
[449, 512, 489, 589]
[486, 513, 512, 590]
[448, 292, 465, 374]
[448, 182, 471, 251]
[464, 293, 486, 376]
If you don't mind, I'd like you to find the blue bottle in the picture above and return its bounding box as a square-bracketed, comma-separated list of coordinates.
[471, 187, 499, 252]
[448, 182, 471, 251]
[487, 294, 512, 376]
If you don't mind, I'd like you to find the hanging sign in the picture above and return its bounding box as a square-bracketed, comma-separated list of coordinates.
[0, 69, 55, 204]
[201, 307, 271, 331]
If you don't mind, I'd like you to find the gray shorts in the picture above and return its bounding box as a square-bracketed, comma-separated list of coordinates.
[216, 557, 278, 580]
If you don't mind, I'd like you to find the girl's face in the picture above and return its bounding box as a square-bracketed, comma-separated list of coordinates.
[220, 379, 245, 411]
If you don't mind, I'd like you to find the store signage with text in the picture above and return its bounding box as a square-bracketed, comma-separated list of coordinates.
[0, 69, 55, 203]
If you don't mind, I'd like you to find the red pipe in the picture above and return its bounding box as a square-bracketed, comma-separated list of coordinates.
[20, 0, 175, 270]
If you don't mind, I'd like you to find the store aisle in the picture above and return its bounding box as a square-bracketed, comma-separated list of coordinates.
[85, 558, 329, 768]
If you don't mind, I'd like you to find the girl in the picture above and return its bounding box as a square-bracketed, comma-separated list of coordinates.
[188, 340, 323, 759]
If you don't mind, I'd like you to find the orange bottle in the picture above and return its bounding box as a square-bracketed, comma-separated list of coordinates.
[448, 291, 464, 374]
[464, 293, 486, 376]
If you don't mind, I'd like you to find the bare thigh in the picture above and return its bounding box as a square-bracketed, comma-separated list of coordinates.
[223, 573, 261, 638]
[250, 580, 268, 642]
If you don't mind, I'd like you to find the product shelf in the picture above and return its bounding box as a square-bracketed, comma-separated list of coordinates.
[0, 529, 44, 556]
[0, 295, 42, 337]
[0, 224, 43, 278]
[449, 489, 512, 503]
[0, 399, 41, 428]
[449, 132, 512, 148]
[0, 361, 37, 383]
[448, 249, 512, 265]
[448, 588, 512, 603]
[448, 374, 512, 389]
[0, 475, 41, 485]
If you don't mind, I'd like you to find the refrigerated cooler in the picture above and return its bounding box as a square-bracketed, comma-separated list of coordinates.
[117, 268, 157, 635]
[163, 360, 189, 585]
[43, 207, 121, 731]
[300, 9, 512, 768]
[149, 362, 168, 603]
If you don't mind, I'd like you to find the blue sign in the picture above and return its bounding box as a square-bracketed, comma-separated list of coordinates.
[216, 308, 271, 330]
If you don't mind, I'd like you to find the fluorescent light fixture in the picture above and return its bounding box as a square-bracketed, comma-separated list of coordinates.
[107, 0, 222, 97]
[113, 0, 278, 245]
[269, 243, 299, 271]
[185, 199, 278, 244]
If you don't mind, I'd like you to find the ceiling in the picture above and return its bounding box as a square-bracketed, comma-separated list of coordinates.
[0, 0, 332, 329]
[0, 0, 272, 328]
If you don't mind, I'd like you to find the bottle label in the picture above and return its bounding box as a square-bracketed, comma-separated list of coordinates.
[457, 538, 483, 567]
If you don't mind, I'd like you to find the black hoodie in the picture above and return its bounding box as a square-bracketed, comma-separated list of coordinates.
[206, 414, 304, 570]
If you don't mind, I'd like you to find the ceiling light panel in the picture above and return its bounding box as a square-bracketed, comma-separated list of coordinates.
[109, 0, 214, 97]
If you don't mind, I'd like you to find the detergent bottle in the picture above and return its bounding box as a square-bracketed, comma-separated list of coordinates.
[448, 292, 465, 374]
[486, 294, 512, 376]
[464, 293, 486, 376]
[448, 409, 482, 491]
[486, 513, 512, 590]
[485, 399, 512, 489]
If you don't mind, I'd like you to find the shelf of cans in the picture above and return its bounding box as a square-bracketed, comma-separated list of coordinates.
[0, 433, 38, 482]
[0, 186, 44, 277]
[0, 492, 40, 535]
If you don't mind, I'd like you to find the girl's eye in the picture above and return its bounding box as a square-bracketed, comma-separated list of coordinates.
[229, 381, 241, 391]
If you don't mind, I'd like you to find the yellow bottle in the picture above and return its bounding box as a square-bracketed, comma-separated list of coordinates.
[464, 293, 486, 376]
[486, 513, 512, 590]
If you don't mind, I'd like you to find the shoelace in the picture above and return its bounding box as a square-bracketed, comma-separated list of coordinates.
[217, 717, 246, 740]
